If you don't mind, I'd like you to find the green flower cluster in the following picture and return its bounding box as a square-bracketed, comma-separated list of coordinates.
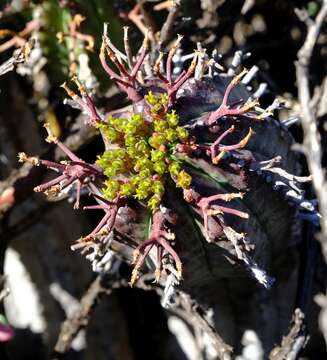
[96, 91, 192, 211]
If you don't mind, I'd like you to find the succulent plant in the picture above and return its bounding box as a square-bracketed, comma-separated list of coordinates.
[18, 25, 315, 299]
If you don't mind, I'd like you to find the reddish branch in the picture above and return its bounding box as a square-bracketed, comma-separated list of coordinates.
[56, 14, 94, 52]
[130, 209, 181, 285]
[71, 194, 121, 252]
[61, 77, 102, 126]
[184, 188, 248, 237]
[207, 69, 259, 125]
[99, 24, 150, 102]
[0, 19, 39, 53]
[153, 36, 198, 105]
[0, 117, 98, 217]
[18, 127, 103, 210]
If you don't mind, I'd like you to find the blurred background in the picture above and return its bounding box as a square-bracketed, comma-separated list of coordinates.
[0, 0, 327, 359]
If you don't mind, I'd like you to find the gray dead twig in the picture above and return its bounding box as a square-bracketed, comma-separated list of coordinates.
[269, 308, 308, 360]
[0, 39, 34, 76]
[295, 2, 327, 261]
[52, 276, 105, 355]
[176, 292, 233, 360]
[159, 0, 182, 47]
[133, 276, 233, 360]
[52, 276, 127, 356]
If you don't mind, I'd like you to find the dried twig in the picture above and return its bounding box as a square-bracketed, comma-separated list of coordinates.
[0, 20, 38, 53]
[52, 275, 127, 356]
[159, 0, 181, 47]
[241, 0, 255, 15]
[0, 39, 34, 76]
[52, 276, 105, 355]
[315, 293, 327, 346]
[269, 309, 308, 360]
[177, 292, 233, 360]
[131, 276, 233, 359]
[295, 2, 327, 262]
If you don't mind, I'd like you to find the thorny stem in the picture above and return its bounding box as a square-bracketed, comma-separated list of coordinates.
[54, 276, 106, 354]
[269, 308, 307, 360]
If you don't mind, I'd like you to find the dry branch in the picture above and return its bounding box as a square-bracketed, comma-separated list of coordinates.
[0, 39, 34, 76]
[269, 309, 308, 360]
[295, 2, 327, 261]
[134, 275, 233, 359]
[175, 292, 233, 360]
[159, 0, 181, 46]
[52, 275, 128, 356]
[53, 276, 105, 355]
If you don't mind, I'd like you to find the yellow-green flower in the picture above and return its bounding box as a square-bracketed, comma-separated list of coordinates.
[96, 91, 192, 209]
